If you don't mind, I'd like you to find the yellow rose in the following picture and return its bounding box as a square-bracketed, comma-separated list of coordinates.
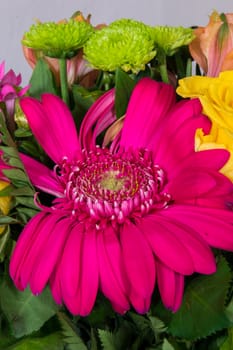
[177, 70, 233, 132]
[177, 71, 233, 181]
[195, 124, 233, 181]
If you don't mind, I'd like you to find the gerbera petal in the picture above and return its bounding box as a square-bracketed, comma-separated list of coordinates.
[120, 78, 176, 150]
[50, 266, 63, 305]
[60, 224, 84, 298]
[140, 217, 194, 275]
[67, 229, 99, 316]
[9, 212, 47, 289]
[97, 225, 130, 314]
[159, 205, 233, 251]
[29, 217, 72, 295]
[121, 221, 155, 313]
[79, 89, 116, 150]
[20, 153, 63, 197]
[154, 214, 216, 274]
[151, 100, 211, 169]
[157, 259, 184, 312]
[20, 94, 80, 163]
[19, 214, 62, 290]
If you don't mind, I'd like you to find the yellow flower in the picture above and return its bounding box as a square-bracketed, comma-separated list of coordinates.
[177, 70, 233, 181]
[177, 70, 233, 131]
[0, 181, 12, 234]
[195, 125, 233, 181]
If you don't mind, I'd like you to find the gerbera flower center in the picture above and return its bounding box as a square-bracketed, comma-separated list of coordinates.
[57, 147, 171, 224]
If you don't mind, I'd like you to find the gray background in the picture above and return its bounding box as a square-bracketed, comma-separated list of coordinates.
[1, 0, 233, 83]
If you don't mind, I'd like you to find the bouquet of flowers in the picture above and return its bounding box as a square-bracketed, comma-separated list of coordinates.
[1, 9, 233, 350]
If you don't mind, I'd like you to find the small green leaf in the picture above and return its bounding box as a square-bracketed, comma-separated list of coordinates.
[3, 169, 31, 186]
[168, 257, 232, 340]
[115, 68, 136, 118]
[98, 329, 116, 350]
[162, 338, 176, 350]
[28, 58, 57, 99]
[0, 112, 16, 147]
[0, 281, 58, 338]
[72, 84, 103, 125]
[57, 312, 87, 350]
[0, 227, 11, 261]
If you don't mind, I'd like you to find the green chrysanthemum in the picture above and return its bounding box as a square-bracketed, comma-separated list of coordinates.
[151, 26, 195, 56]
[22, 20, 94, 59]
[84, 19, 156, 74]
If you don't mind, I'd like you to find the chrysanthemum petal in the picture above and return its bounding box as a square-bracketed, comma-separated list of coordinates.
[20, 153, 63, 197]
[97, 225, 130, 314]
[20, 94, 80, 164]
[120, 78, 176, 150]
[121, 221, 155, 313]
[156, 259, 184, 312]
[140, 217, 195, 275]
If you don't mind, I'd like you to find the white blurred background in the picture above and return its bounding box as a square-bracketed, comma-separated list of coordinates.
[1, 0, 233, 83]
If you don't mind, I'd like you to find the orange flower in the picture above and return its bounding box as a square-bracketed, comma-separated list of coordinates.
[189, 11, 233, 76]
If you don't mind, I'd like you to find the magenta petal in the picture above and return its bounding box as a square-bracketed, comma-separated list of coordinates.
[60, 224, 84, 298]
[140, 217, 194, 275]
[50, 265, 63, 305]
[159, 205, 233, 251]
[80, 89, 116, 150]
[121, 221, 155, 313]
[30, 216, 72, 295]
[9, 212, 47, 289]
[97, 226, 130, 314]
[20, 94, 80, 163]
[19, 214, 62, 290]
[65, 229, 99, 316]
[152, 101, 211, 169]
[154, 214, 216, 274]
[20, 153, 63, 196]
[157, 259, 184, 312]
[120, 78, 176, 150]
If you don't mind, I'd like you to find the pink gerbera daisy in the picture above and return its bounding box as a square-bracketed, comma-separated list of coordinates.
[9, 77, 233, 316]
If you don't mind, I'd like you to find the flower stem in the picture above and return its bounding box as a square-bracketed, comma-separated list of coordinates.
[159, 62, 169, 84]
[59, 58, 70, 107]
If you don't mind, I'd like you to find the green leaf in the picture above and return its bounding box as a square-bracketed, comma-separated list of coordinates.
[0, 281, 58, 338]
[162, 339, 176, 350]
[57, 312, 87, 350]
[5, 332, 64, 350]
[0, 215, 18, 224]
[3, 169, 31, 185]
[115, 68, 136, 118]
[0, 146, 25, 170]
[0, 227, 11, 261]
[0, 111, 16, 147]
[71, 84, 103, 127]
[98, 329, 116, 350]
[168, 257, 232, 340]
[28, 58, 57, 99]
